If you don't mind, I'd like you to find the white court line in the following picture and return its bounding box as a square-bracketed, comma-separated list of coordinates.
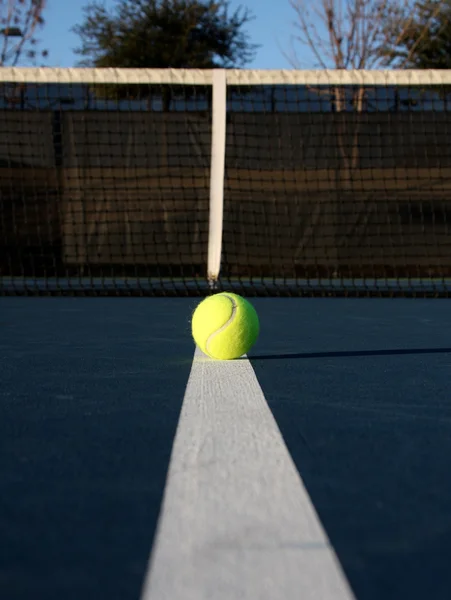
[141, 347, 355, 600]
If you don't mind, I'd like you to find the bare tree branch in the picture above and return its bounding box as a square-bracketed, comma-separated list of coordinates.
[287, 2, 329, 68]
[285, 0, 450, 279]
[0, 0, 47, 66]
[286, 0, 437, 70]
[286, 0, 448, 172]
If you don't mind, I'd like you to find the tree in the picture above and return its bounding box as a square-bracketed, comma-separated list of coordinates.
[286, 0, 433, 71]
[0, 0, 47, 66]
[381, 0, 451, 68]
[287, 1, 401, 185]
[286, 0, 449, 278]
[73, 0, 257, 69]
[286, 0, 447, 171]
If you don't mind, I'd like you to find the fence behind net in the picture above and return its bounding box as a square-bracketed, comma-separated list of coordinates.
[1, 68, 451, 296]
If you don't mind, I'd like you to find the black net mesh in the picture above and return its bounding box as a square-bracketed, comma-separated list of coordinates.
[221, 83, 451, 296]
[1, 73, 451, 296]
[0, 78, 211, 295]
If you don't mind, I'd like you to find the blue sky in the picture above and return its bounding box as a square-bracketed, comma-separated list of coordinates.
[39, 0, 300, 69]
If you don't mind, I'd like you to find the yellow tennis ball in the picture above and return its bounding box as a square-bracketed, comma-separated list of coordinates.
[192, 292, 259, 360]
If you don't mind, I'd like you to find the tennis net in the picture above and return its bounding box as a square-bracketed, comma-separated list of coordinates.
[1, 67, 451, 296]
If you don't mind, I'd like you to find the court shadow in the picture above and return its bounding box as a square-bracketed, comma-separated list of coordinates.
[250, 347, 451, 361]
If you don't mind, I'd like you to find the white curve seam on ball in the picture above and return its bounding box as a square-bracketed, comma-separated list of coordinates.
[205, 294, 237, 356]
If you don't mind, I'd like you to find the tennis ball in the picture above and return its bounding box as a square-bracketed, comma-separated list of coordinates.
[192, 292, 259, 360]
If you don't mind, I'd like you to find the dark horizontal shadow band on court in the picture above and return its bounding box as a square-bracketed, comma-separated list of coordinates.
[250, 347, 451, 361]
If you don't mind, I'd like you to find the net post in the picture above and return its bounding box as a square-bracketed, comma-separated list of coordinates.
[207, 69, 227, 290]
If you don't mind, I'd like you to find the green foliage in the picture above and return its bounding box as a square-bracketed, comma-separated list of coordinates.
[73, 0, 257, 68]
[381, 0, 451, 68]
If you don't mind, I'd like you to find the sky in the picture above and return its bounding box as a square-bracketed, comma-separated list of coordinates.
[38, 0, 302, 70]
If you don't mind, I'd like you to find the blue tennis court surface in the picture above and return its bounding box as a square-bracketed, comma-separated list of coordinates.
[2, 297, 451, 599]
